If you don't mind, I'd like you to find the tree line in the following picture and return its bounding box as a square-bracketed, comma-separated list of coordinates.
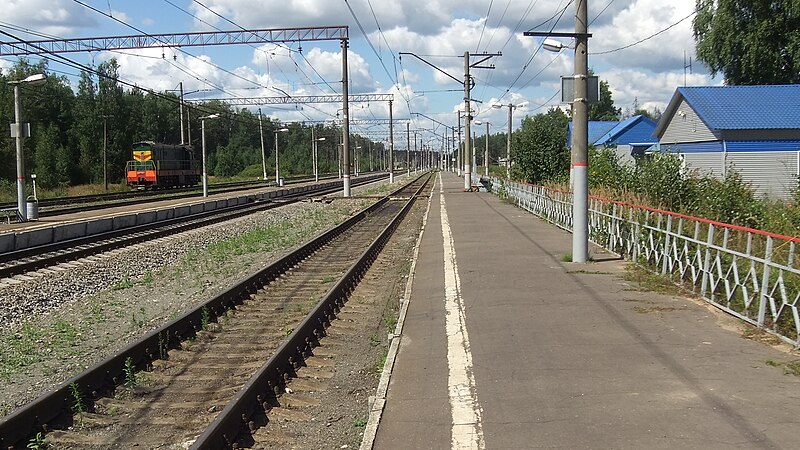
[0, 58, 390, 194]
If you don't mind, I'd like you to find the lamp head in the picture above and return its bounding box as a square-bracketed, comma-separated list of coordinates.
[542, 38, 566, 53]
[23, 73, 47, 86]
[278, 127, 289, 132]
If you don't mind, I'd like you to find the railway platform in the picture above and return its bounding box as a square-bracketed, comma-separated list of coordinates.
[365, 171, 800, 449]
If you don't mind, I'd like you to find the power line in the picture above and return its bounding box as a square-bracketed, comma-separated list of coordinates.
[497, 0, 572, 103]
[189, 0, 337, 95]
[482, 0, 514, 53]
[342, 0, 400, 88]
[71, 0, 287, 97]
[475, 0, 495, 53]
[591, 8, 697, 55]
[589, 0, 616, 26]
[498, 0, 540, 52]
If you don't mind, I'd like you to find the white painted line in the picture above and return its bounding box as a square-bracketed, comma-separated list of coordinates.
[440, 176, 484, 450]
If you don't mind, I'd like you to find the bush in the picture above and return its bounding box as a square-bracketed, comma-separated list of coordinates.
[588, 150, 800, 237]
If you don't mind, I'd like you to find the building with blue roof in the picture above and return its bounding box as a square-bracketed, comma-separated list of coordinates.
[568, 115, 658, 164]
[654, 85, 800, 200]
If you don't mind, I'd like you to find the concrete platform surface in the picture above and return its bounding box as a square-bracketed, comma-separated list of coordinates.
[369, 172, 800, 449]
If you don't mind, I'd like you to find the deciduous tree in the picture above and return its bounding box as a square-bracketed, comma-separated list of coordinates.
[694, 0, 800, 84]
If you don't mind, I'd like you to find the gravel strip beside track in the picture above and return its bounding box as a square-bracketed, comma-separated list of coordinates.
[0, 183, 392, 418]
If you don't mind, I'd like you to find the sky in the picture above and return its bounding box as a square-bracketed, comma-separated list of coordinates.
[0, 0, 716, 143]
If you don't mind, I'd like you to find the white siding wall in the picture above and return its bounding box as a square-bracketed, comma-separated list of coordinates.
[613, 145, 634, 165]
[660, 99, 718, 144]
[683, 152, 725, 177]
[727, 152, 799, 200]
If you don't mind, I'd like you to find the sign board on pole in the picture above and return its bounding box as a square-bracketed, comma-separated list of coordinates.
[561, 76, 599, 103]
[9, 123, 30, 138]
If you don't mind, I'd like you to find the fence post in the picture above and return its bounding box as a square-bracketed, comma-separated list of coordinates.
[700, 224, 715, 298]
[757, 236, 774, 327]
[631, 207, 639, 262]
[661, 214, 672, 276]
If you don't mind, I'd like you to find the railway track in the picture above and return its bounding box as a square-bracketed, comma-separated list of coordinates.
[0, 175, 383, 281]
[1, 172, 352, 218]
[0, 172, 433, 448]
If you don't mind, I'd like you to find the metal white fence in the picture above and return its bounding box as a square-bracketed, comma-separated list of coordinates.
[493, 177, 800, 347]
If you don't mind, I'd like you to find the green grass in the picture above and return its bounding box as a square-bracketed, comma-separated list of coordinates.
[69, 382, 86, 415]
[123, 357, 137, 390]
[373, 347, 389, 375]
[766, 359, 800, 377]
[622, 264, 684, 296]
[112, 277, 134, 290]
[0, 321, 89, 380]
[383, 310, 397, 332]
[200, 306, 211, 331]
[25, 432, 48, 450]
[368, 333, 380, 347]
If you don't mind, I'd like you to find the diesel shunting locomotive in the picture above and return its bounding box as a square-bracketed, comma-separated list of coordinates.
[125, 141, 201, 189]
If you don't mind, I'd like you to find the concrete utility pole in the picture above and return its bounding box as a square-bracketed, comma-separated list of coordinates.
[463, 51, 472, 191]
[572, 0, 589, 263]
[524, 5, 590, 262]
[406, 121, 411, 176]
[341, 39, 351, 197]
[258, 109, 267, 181]
[484, 121, 490, 177]
[179, 82, 185, 144]
[456, 112, 462, 176]
[505, 105, 512, 177]
[492, 103, 516, 178]
[102, 114, 112, 190]
[389, 99, 394, 183]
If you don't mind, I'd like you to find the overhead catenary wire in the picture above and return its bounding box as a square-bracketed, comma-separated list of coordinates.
[70, 0, 289, 97]
[189, 0, 338, 95]
[591, 8, 698, 55]
[475, 0, 495, 53]
[494, 0, 573, 105]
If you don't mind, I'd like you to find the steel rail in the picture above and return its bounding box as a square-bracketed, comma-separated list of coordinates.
[0, 175, 384, 279]
[0, 172, 430, 447]
[192, 174, 431, 448]
[0, 173, 347, 218]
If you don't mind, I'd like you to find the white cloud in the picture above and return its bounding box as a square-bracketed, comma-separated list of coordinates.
[591, 0, 699, 74]
[0, 0, 96, 37]
[0, 0, 727, 126]
[601, 69, 719, 113]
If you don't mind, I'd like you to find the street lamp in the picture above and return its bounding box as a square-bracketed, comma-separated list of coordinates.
[274, 127, 289, 186]
[199, 113, 219, 197]
[258, 108, 268, 182]
[474, 120, 491, 177]
[354, 145, 362, 176]
[313, 136, 326, 182]
[492, 103, 523, 178]
[8, 73, 47, 221]
[533, 0, 590, 263]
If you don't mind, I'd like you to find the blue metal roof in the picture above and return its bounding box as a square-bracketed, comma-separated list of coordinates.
[593, 115, 658, 146]
[568, 121, 617, 147]
[678, 85, 800, 130]
[569, 116, 657, 147]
